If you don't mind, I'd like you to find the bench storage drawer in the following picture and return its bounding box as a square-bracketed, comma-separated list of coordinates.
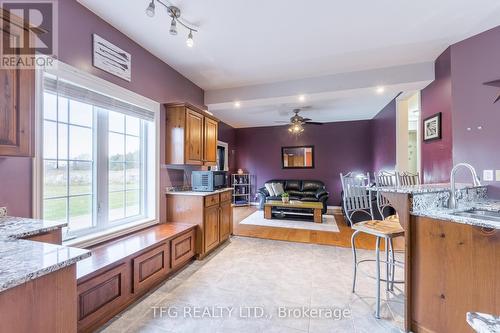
[132, 243, 170, 294]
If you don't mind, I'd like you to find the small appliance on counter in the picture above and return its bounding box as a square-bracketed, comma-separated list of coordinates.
[192, 170, 227, 192]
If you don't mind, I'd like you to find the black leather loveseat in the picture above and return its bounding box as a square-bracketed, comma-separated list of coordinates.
[257, 179, 329, 213]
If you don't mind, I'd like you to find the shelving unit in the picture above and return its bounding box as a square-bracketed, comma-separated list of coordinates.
[232, 173, 251, 206]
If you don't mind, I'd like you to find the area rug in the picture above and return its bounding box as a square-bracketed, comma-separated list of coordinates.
[240, 211, 340, 232]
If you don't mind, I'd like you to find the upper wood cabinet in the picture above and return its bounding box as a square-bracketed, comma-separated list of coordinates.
[165, 103, 218, 166]
[203, 117, 218, 165]
[0, 30, 34, 157]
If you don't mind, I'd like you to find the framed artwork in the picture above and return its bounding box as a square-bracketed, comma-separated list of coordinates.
[423, 112, 442, 142]
[93, 34, 131, 82]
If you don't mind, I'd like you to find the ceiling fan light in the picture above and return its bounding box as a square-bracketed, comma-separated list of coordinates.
[186, 30, 194, 47]
[169, 18, 177, 35]
[145, 0, 155, 17]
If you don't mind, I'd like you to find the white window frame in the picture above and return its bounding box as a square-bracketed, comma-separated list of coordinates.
[33, 60, 161, 246]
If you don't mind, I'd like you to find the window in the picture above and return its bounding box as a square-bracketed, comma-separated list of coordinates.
[40, 69, 157, 240]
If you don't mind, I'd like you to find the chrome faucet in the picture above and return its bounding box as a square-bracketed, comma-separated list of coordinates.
[449, 163, 482, 209]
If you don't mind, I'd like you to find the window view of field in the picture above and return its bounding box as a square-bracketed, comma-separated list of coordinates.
[42, 92, 143, 233]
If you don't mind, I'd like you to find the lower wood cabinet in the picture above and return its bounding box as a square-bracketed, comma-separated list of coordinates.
[219, 200, 232, 241]
[76, 227, 196, 333]
[77, 263, 130, 331]
[22, 228, 62, 244]
[204, 205, 220, 253]
[133, 243, 170, 294]
[166, 189, 233, 259]
[171, 229, 196, 269]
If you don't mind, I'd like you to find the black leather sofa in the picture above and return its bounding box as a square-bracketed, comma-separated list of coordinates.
[257, 179, 329, 213]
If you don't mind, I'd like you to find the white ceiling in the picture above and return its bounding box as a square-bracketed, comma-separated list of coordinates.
[78, 0, 500, 127]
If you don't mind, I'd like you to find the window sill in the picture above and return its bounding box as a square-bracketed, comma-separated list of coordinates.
[63, 218, 159, 248]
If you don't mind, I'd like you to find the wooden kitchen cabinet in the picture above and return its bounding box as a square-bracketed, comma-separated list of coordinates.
[132, 243, 170, 294]
[203, 117, 218, 165]
[411, 216, 499, 333]
[165, 103, 218, 166]
[0, 45, 34, 157]
[219, 200, 232, 241]
[204, 204, 220, 253]
[166, 189, 233, 258]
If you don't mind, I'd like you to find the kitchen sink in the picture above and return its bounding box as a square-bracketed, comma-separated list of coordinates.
[451, 209, 500, 222]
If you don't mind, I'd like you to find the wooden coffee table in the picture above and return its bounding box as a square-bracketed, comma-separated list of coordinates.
[264, 200, 323, 223]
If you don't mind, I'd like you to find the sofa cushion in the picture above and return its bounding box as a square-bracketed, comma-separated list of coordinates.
[287, 190, 304, 197]
[285, 180, 301, 191]
[301, 196, 319, 202]
[272, 183, 285, 196]
[265, 183, 276, 196]
[302, 181, 324, 191]
[300, 191, 317, 197]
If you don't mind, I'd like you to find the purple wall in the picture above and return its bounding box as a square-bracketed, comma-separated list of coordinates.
[0, 0, 204, 219]
[234, 121, 373, 205]
[451, 26, 500, 198]
[371, 98, 397, 171]
[420, 48, 453, 184]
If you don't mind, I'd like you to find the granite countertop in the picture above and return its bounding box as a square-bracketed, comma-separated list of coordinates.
[369, 183, 486, 194]
[165, 187, 233, 196]
[0, 216, 91, 293]
[412, 199, 500, 230]
[466, 312, 500, 333]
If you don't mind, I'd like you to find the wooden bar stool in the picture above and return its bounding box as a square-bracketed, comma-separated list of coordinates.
[340, 172, 404, 319]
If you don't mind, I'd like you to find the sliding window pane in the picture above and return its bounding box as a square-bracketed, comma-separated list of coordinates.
[70, 100, 93, 127]
[109, 132, 125, 162]
[43, 198, 67, 222]
[109, 111, 125, 133]
[69, 125, 93, 160]
[43, 92, 57, 121]
[126, 190, 140, 217]
[43, 161, 67, 198]
[125, 136, 140, 161]
[58, 96, 69, 123]
[126, 116, 140, 136]
[109, 191, 125, 221]
[69, 195, 93, 230]
[58, 123, 68, 160]
[43, 121, 57, 159]
[69, 161, 92, 195]
[109, 162, 125, 191]
[125, 162, 140, 190]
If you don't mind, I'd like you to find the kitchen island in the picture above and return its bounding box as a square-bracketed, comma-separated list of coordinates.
[374, 184, 499, 333]
[0, 215, 90, 333]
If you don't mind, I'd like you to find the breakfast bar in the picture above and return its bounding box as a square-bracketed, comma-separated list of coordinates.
[371, 184, 499, 333]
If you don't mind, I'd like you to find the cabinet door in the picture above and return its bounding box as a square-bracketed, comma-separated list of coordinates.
[185, 109, 203, 165]
[171, 229, 196, 269]
[219, 201, 232, 241]
[203, 117, 218, 165]
[0, 68, 34, 157]
[204, 205, 220, 253]
[132, 243, 170, 294]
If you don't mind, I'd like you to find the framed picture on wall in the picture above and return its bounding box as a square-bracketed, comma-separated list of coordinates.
[423, 112, 442, 142]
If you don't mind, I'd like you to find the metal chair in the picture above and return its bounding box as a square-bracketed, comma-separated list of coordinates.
[397, 171, 420, 186]
[374, 170, 397, 219]
[340, 172, 404, 319]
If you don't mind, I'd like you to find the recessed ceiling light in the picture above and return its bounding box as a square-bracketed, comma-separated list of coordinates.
[234, 101, 241, 108]
[298, 95, 306, 102]
[376, 86, 385, 94]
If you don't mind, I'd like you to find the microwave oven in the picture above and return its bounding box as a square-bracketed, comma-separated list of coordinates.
[192, 171, 227, 192]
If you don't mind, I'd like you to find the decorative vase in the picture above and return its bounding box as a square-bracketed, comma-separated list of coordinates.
[282, 197, 289, 203]
[237, 169, 244, 175]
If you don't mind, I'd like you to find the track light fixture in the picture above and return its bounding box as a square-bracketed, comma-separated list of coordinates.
[145, 0, 198, 47]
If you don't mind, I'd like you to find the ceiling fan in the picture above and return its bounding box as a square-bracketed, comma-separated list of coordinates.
[275, 108, 324, 133]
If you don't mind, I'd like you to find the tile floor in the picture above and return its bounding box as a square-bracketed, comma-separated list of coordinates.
[100, 236, 404, 333]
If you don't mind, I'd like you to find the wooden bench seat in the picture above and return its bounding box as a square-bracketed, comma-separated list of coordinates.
[76, 223, 196, 333]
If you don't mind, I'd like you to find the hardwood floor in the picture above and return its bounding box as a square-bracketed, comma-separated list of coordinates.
[233, 205, 404, 250]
